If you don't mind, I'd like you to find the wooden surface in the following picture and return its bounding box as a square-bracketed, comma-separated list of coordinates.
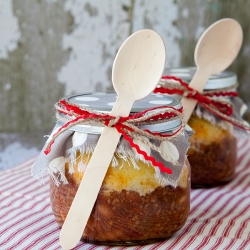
[0, 0, 250, 133]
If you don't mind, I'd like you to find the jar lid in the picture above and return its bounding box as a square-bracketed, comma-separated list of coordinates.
[163, 67, 237, 90]
[57, 92, 182, 134]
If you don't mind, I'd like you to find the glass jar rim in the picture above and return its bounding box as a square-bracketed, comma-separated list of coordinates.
[163, 67, 237, 90]
[57, 92, 183, 134]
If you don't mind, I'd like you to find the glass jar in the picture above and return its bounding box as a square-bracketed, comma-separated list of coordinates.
[45, 92, 192, 245]
[163, 68, 240, 188]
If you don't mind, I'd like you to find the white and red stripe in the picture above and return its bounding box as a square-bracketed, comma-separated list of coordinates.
[0, 139, 249, 250]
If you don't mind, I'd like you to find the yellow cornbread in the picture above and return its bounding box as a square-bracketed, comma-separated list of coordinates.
[65, 151, 188, 196]
[187, 114, 236, 187]
[188, 115, 233, 147]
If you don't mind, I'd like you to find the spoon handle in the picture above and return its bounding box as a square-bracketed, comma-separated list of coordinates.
[60, 97, 133, 250]
[181, 69, 210, 123]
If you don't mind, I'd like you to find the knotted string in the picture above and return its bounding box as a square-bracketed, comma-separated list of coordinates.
[44, 99, 185, 174]
[154, 75, 250, 131]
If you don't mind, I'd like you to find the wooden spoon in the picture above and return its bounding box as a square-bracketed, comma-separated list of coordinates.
[182, 18, 243, 122]
[60, 29, 166, 249]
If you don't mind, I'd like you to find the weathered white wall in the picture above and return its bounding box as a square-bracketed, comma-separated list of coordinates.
[0, 0, 250, 132]
[0, 0, 21, 59]
[57, 0, 182, 95]
[58, 0, 131, 94]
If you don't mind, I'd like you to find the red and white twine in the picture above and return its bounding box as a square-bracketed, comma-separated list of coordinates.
[44, 99, 185, 174]
[154, 75, 250, 131]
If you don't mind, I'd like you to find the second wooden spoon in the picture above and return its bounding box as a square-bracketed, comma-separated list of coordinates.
[182, 18, 243, 122]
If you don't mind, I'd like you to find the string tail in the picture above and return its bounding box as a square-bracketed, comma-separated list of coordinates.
[116, 126, 173, 174]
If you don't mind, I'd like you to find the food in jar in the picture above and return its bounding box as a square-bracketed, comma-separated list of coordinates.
[158, 68, 245, 188]
[29, 92, 192, 245]
[188, 115, 237, 187]
[50, 151, 190, 245]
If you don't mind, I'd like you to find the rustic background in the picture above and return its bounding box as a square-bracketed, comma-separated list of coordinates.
[0, 0, 250, 168]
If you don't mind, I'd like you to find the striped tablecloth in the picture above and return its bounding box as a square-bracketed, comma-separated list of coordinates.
[0, 139, 250, 250]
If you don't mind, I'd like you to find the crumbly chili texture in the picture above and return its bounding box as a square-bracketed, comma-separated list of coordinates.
[50, 173, 190, 245]
[188, 115, 237, 188]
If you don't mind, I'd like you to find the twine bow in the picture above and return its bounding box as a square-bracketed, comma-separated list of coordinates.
[154, 75, 250, 131]
[44, 99, 185, 174]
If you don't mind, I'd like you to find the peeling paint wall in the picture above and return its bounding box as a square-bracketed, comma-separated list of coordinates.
[1, 0, 250, 132]
[0, 0, 69, 131]
[0, 0, 21, 58]
[58, 0, 131, 94]
[58, 0, 182, 95]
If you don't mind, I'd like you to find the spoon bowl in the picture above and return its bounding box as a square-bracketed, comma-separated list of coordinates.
[195, 18, 243, 76]
[113, 30, 166, 100]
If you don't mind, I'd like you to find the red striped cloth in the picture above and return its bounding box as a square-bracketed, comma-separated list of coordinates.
[0, 139, 250, 250]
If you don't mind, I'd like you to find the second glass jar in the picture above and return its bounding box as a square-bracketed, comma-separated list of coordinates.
[162, 68, 238, 188]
